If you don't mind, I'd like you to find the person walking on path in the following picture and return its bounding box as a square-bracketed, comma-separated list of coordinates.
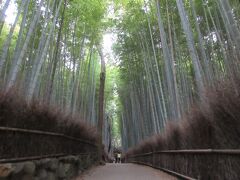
[117, 153, 121, 163]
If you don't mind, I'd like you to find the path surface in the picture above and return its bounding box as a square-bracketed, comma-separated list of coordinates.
[77, 163, 176, 180]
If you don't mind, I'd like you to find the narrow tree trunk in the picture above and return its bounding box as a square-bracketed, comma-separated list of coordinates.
[8, 0, 30, 80]
[97, 44, 106, 162]
[0, 0, 27, 75]
[176, 0, 204, 96]
[189, 0, 212, 84]
[156, 0, 180, 120]
[46, 0, 66, 104]
[27, 0, 63, 101]
[0, 0, 11, 34]
[6, 0, 44, 90]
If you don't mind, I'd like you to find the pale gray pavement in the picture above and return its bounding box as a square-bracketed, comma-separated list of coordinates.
[76, 163, 176, 180]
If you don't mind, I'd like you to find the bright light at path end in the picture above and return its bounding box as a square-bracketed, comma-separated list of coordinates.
[103, 33, 117, 64]
[4, 0, 17, 25]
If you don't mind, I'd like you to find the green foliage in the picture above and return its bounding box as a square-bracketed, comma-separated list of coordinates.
[2, 0, 240, 152]
[112, 0, 240, 150]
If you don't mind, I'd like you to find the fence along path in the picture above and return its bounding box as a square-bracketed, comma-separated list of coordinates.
[126, 149, 240, 179]
[77, 163, 176, 180]
[0, 126, 97, 162]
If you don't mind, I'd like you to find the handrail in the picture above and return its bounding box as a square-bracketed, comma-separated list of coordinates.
[0, 152, 94, 164]
[127, 149, 240, 179]
[0, 126, 97, 147]
[155, 149, 240, 154]
[127, 149, 240, 158]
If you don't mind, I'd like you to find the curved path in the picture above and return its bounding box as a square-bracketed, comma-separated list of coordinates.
[77, 163, 176, 180]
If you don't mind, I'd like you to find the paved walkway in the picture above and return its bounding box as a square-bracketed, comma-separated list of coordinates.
[76, 163, 176, 180]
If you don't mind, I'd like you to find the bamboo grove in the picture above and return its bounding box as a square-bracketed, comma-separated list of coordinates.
[1, 0, 240, 155]
[0, 0, 117, 151]
[113, 0, 240, 151]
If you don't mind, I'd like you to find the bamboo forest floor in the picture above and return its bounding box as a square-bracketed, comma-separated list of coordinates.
[76, 163, 176, 180]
